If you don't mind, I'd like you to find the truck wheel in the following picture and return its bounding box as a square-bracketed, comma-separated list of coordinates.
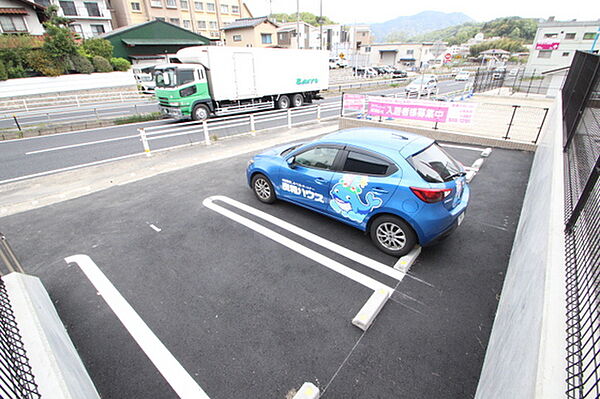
[277, 95, 290, 110]
[192, 104, 209, 121]
[291, 93, 304, 107]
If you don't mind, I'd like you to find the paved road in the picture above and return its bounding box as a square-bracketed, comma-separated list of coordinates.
[0, 80, 469, 184]
[0, 140, 533, 398]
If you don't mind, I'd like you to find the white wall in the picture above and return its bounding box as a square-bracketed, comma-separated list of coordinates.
[475, 96, 567, 398]
[0, 71, 137, 98]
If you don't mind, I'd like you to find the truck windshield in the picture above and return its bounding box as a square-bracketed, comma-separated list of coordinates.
[154, 68, 196, 88]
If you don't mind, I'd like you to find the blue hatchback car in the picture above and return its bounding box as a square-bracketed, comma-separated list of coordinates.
[246, 128, 469, 256]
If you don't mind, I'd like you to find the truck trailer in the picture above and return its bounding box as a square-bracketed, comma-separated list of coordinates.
[154, 46, 329, 120]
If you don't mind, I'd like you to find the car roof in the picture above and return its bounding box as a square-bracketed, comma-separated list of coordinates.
[317, 128, 434, 159]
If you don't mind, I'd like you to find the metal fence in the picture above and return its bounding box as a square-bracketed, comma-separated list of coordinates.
[0, 234, 40, 399]
[562, 50, 600, 399]
[472, 67, 553, 96]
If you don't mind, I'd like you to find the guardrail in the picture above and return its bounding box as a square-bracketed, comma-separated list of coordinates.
[0, 233, 25, 276]
[138, 102, 341, 155]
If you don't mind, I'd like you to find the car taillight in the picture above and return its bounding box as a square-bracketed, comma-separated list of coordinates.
[410, 187, 452, 203]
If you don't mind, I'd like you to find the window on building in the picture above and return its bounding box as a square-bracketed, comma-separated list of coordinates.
[220, 4, 228, 13]
[0, 15, 27, 32]
[583, 32, 596, 40]
[564, 32, 576, 39]
[364, 46, 371, 53]
[150, 0, 161, 6]
[70, 23, 83, 35]
[155, 16, 165, 21]
[197, 20, 206, 29]
[233, 34, 241, 41]
[544, 33, 558, 38]
[59, 1, 77, 15]
[261, 33, 272, 44]
[180, 0, 188, 9]
[169, 18, 180, 25]
[84, 2, 101, 16]
[206, 2, 214, 11]
[231, 5, 239, 13]
[90, 24, 105, 35]
[406, 49, 414, 55]
[208, 20, 217, 29]
[538, 50, 552, 58]
[166, 0, 176, 8]
[562, 52, 570, 57]
[194, 1, 203, 10]
[183, 19, 191, 29]
[131, 2, 141, 11]
[210, 30, 219, 38]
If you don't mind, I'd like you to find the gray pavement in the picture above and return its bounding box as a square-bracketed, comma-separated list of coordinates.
[0, 129, 533, 398]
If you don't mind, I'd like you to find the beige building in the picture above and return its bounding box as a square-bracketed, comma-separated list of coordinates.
[109, 0, 252, 41]
[222, 16, 277, 47]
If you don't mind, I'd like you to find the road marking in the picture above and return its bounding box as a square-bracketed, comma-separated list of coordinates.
[206, 195, 407, 282]
[149, 224, 162, 232]
[0, 152, 143, 185]
[64, 254, 210, 399]
[25, 134, 139, 154]
[203, 196, 392, 293]
[439, 143, 486, 152]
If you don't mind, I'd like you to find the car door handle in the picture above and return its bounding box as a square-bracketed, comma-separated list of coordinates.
[373, 187, 389, 194]
[315, 177, 328, 185]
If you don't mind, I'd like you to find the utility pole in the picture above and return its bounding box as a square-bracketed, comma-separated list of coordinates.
[296, 0, 300, 48]
[319, 0, 323, 50]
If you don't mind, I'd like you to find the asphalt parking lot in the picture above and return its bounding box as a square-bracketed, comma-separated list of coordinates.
[0, 138, 533, 398]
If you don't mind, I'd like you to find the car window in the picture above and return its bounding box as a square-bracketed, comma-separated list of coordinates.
[408, 143, 462, 183]
[343, 151, 390, 175]
[294, 147, 339, 170]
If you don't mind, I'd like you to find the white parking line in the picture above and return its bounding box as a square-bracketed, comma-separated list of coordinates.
[65, 254, 211, 399]
[206, 195, 406, 282]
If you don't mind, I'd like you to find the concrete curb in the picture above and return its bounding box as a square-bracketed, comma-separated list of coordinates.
[352, 288, 391, 331]
[292, 382, 320, 399]
[393, 246, 422, 273]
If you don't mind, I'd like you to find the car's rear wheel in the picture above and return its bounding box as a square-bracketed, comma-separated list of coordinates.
[369, 215, 417, 257]
[252, 174, 276, 204]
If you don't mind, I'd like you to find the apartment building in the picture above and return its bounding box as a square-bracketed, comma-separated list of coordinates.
[525, 18, 600, 74]
[221, 16, 277, 47]
[0, 0, 46, 35]
[108, 0, 251, 41]
[276, 21, 310, 49]
[360, 42, 445, 68]
[32, 0, 112, 37]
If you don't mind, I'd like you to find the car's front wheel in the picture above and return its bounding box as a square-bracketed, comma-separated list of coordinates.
[251, 174, 276, 204]
[369, 215, 417, 257]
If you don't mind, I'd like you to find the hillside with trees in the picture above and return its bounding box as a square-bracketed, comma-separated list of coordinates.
[270, 12, 335, 26]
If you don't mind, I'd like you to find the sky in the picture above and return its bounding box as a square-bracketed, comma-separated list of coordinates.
[245, 0, 599, 24]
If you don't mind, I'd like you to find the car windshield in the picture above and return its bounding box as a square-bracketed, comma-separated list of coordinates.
[154, 68, 195, 88]
[408, 143, 463, 183]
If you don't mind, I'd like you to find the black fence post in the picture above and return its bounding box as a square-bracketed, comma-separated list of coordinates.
[504, 105, 520, 140]
[340, 91, 345, 117]
[526, 69, 536, 97]
[12, 115, 22, 131]
[534, 108, 550, 144]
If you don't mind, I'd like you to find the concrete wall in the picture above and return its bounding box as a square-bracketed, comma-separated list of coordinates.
[475, 97, 566, 398]
[0, 71, 137, 98]
[3, 272, 100, 399]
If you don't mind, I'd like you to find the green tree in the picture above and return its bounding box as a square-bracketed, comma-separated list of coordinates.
[110, 57, 131, 71]
[385, 31, 409, 43]
[40, 5, 78, 74]
[270, 12, 334, 26]
[81, 38, 114, 60]
[91, 55, 113, 72]
[0, 61, 7, 81]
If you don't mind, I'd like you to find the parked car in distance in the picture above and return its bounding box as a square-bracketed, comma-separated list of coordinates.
[392, 69, 408, 79]
[493, 67, 506, 80]
[246, 128, 469, 256]
[454, 71, 470, 81]
[405, 75, 438, 96]
[336, 59, 348, 68]
[355, 67, 378, 77]
[373, 66, 388, 75]
[329, 59, 338, 69]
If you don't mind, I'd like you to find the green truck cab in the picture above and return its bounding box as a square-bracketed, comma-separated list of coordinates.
[154, 64, 211, 120]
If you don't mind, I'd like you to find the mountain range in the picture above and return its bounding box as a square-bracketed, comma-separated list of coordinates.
[368, 11, 475, 42]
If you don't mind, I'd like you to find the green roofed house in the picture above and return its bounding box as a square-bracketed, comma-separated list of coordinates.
[100, 20, 211, 63]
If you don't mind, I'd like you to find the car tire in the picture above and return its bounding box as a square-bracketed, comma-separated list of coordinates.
[251, 173, 276, 204]
[291, 93, 304, 107]
[369, 215, 417, 257]
[277, 95, 291, 110]
[191, 104, 209, 121]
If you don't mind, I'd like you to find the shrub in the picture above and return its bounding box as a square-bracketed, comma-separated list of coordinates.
[82, 38, 114, 59]
[0, 61, 7, 81]
[7, 62, 26, 78]
[71, 54, 94, 74]
[26, 50, 64, 76]
[114, 112, 162, 125]
[110, 57, 131, 71]
[92, 55, 113, 73]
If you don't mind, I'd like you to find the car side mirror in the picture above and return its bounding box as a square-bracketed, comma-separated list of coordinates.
[287, 157, 296, 168]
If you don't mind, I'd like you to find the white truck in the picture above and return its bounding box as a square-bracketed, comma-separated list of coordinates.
[154, 46, 329, 120]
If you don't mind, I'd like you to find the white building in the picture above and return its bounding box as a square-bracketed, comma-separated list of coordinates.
[276, 21, 311, 49]
[360, 42, 446, 69]
[0, 0, 46, 35]
[35, 0, 112, 38]
[525, 18, 600, 74]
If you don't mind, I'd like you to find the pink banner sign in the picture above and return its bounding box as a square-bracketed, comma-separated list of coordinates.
[535, 39, 560, 50]
[368, 101, 448, 122]
[342, 94, 366, 110]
